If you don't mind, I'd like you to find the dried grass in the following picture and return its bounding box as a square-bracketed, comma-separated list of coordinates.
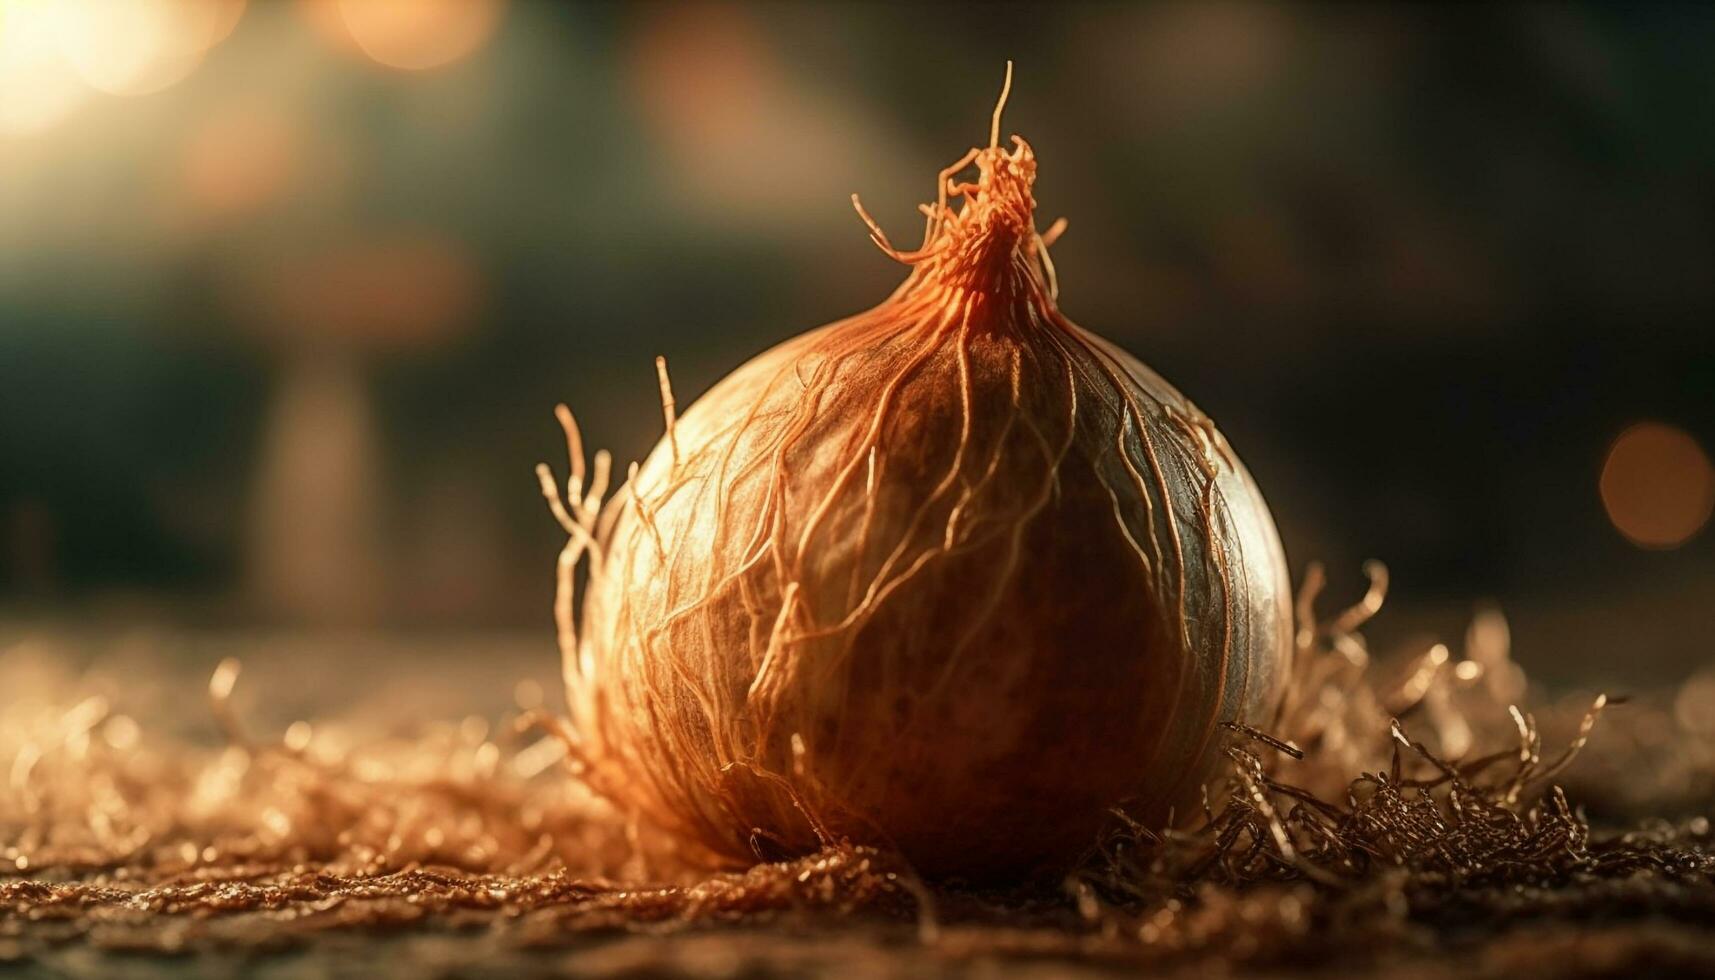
[3, 569, 1714, 975]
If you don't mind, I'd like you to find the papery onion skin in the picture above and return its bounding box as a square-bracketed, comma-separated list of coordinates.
[558, 129, 1292, 881]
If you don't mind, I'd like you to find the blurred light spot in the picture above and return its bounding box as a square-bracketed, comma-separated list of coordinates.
[181, 107, 300, 216]
[249, 356, 385, 624]
[203, 0, 246, 45]
[631, 4, 772, 165]
[1675, 668, 1715, 736]
[627, 4, 908, 230]
[512, 735, 566, 779]
[261, 807, 294, 838]
[0, 1, 91, 135]
[1599, 422, 1715, 549]
[103, 715, 141, 751]
[239, 234, 482, 350]
[513, 679, 543, 711]
[1463, 604, 1524, 704]
[306, 0, 503, 72]
[284, 720, 313, 752]
[55, 0, 244, 97]
[460, 715, 489, 744]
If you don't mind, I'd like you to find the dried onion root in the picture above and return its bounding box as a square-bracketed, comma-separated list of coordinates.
[542, 68, 1293, 881]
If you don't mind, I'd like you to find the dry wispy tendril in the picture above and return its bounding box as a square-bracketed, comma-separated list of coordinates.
[1066, 563, 1715, 968]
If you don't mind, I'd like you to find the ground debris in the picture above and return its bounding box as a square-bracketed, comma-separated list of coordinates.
[4, 572, 1714, 976]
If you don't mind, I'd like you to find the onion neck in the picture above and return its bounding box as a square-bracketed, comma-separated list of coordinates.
[917, 221, 1044, 304]
[862, 136, 1061, 321]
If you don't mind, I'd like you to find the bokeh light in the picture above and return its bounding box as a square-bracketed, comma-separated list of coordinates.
[0, 1, 91, 135]
[55, 0, 245, 97]
[1599, 422, 1715, 550]
[235, 234, 483, 350]
[180, 106, 302, 217]
[630, 4, 774, 166]
[248, 354, 385, 623]
[1674, 667, 1715, 737]
[626, 3, 914, 231]
[0, 0, 243, 137]
[306, 0, 504, 72]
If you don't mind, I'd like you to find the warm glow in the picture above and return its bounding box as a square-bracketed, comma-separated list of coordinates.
[181, 107, 301, 216]
[55, 0, 245, 97]
[630, 5, 773, 162]
[238, 234, 483, 349]
[324, 0, 503, 71]
[625, 3, 907, 229]
[1600, 421, 1715, 549]
[0, 0, 242, 134]
[204, 0, 246, 45]
[0, 1, 90, 135]
[1675, 668, 1715, 736]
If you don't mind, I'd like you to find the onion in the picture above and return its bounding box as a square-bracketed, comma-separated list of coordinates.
[540, 70, 1292, 880]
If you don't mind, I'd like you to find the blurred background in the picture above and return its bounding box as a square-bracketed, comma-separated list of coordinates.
[3, 0, 1713, 693]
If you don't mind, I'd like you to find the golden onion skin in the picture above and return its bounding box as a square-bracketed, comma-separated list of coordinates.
[565, 136, 1292, 881]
